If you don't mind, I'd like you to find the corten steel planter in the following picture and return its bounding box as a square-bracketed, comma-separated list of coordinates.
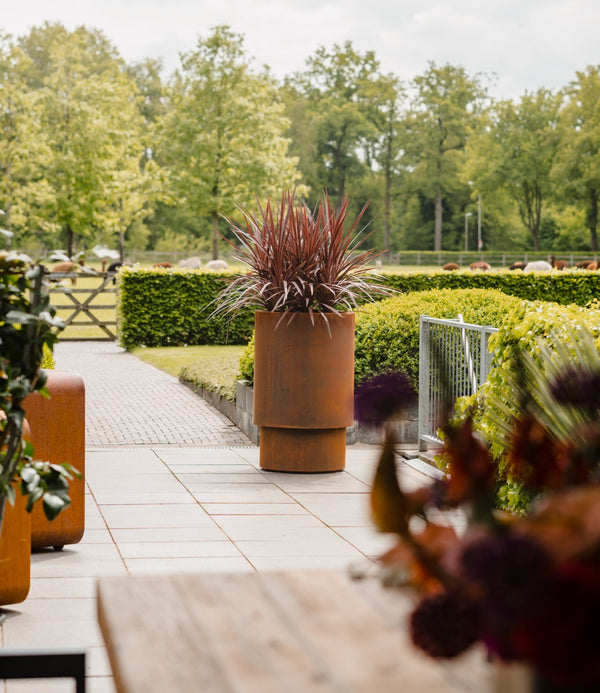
[253, 311, 355, 472]
[24, 370, 85, 550]
[0, 489, 31, 606]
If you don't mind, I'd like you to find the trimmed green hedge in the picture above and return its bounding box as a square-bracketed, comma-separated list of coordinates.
[118, 267, 254, 349]
[379, 268, 600, 305]
[117, 267, 600, 349]
[354, 289, 525, 389]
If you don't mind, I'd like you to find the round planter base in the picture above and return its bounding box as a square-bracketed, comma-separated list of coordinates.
[259, 427, 346, 473]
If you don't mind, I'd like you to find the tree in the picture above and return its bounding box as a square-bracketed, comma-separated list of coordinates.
[0, 33, 52, 246]
[553, 66, 600, 251]
[362, 73, 406, 257]
[405, 62, 487, 251]
[466, 88, 562, 251]
[18, 24, 149, 257]
[153, 26, 302, 260]
[291, 42, 379, 210]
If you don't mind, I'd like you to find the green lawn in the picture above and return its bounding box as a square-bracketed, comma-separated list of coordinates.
[132, 344, 246, 400]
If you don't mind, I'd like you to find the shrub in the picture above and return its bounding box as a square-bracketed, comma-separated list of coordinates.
[41, 344, 55, 370]
[380, 268, 600, 305]
[354, 289, 526, 390]
[452, 300, 600, 513]
[118, 267, 254, 349]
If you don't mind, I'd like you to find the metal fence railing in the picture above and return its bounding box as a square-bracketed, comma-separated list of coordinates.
[418, 315, 498, 451]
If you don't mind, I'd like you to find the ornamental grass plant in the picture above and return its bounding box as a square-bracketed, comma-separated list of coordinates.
[356, 325, 600, 690]
[212, 190, 392, 323]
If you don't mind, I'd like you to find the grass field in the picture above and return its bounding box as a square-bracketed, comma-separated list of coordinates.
[133, 344, 245, 400]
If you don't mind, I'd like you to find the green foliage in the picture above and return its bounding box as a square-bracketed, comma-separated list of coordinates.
[465, 89, 563, 251]
[454, 301, 600, 513]
[238, 335, 255, 383]
[179, 349, 246, 402]
[238, 288, 522, 388]
[118, 267, 254, 349]
[404, 61, 488, 251]
[553, 65, 600, 251]
[153, 26, 302, 260]
[379, 268, 600, 306]
[354, 289, 523, 389]
[120, 267, 600, 350]
[0, 254, 77, 527]
[41, 343, 55, 369]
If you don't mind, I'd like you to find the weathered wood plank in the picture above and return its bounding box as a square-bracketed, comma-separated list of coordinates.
[97, 571, 492, 693]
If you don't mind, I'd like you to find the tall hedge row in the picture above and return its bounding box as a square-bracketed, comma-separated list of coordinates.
[118, 268, 254, 349]
[117, 267, 600, 349]
[379, 268, 600, 305]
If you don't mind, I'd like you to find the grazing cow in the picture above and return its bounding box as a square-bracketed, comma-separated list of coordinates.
[442, 262, 460, 271]
[524, 260, 552, 272]
[469, 261, 491, 271]
[550, 255, 569, 270]
[51, 261, 79, 286]
[204, 260, 228, 271]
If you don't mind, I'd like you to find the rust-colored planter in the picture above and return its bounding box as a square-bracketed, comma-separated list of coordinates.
[253, 311, 355, 472]
[24, 370, 86, 550]
[0, 490, 31, 606]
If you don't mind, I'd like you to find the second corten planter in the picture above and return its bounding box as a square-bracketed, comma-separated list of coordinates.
[253, 311, 355, 472]
[24, 370, 85, 550]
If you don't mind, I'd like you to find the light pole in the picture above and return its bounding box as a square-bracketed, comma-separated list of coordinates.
[477, 194, 482, 250]
[464, 212, 472, 252]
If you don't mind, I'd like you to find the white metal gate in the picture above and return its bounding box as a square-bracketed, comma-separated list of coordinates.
[418, 315, 498, 451]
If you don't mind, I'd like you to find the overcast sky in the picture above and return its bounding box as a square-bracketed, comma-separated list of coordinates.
[3, 0, 600, 99]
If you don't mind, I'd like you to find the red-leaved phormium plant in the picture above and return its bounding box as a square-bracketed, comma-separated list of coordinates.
[212, 190, 393, 323]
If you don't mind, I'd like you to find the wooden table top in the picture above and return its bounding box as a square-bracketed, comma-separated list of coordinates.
[97, 570, 495, 693]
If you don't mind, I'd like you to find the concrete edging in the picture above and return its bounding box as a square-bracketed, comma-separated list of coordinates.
[180, 379, 419, 447]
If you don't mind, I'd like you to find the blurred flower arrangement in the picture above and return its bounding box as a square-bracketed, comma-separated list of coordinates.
[355, 327, 600, 691]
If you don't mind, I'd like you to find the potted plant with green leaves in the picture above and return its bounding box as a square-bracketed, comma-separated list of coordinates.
[0, 252, 78, 537]
[214, 190, 392, 472]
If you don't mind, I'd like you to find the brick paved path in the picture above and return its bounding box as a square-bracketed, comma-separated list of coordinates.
[54, 342, 252, 447]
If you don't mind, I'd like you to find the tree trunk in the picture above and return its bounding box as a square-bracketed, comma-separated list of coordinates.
[211, 211, 219, 260]
[434, 187, 443, 251]
[588, 187, 598, 252]
[66, 225, 74, 258]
